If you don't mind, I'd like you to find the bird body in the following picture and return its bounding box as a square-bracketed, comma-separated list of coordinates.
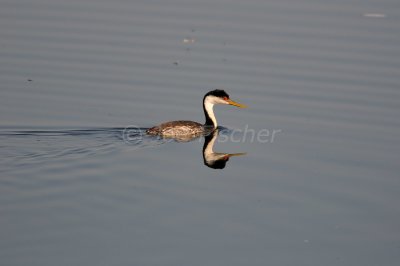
[146, 120, 204, 136]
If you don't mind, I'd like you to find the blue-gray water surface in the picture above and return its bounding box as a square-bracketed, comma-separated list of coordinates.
[1, 0, 400, 265]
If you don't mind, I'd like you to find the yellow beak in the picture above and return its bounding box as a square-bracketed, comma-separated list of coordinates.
[226, 99, 247, 108]
[222, 152, 247, 161]
[227, 152, 247, 158]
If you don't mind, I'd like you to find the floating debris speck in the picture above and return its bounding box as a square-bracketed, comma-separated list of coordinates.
[183, 38, 195, 44]
[363, 13, 387, 18]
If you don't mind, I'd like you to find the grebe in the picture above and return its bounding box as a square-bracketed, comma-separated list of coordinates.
[146, 89, 246, 137]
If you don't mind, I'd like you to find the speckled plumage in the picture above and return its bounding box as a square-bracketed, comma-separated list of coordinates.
[146, 120, 204, 136]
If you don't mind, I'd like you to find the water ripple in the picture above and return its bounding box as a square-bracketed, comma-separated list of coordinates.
[0, 127, 164, 171]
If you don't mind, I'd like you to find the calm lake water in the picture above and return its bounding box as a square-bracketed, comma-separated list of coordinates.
[1, 0, 400, 265]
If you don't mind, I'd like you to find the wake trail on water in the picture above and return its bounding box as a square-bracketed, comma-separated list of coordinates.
[0, 127, 168, 171]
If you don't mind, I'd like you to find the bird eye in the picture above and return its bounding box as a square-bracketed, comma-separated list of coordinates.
[223, 97, 229, 101]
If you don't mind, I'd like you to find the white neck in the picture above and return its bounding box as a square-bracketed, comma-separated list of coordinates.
[204, 101, 217, 127]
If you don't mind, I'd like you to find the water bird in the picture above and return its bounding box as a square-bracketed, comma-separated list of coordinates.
[146, 89, 246, 137]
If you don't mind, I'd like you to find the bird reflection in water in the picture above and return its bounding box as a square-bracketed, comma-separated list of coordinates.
[202, 129, 246, 169]
[146, 128, 246, 169]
